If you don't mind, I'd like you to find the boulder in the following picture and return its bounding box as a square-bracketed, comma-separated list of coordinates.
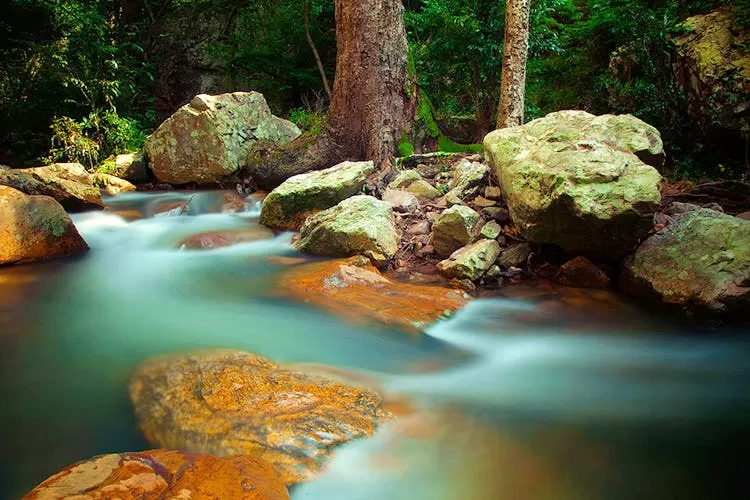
[621, 208, 750, 318]
[484, 110, 663, 260]
[0, 163, 103, 211]
[447, 159, 489, 201]
[382, 188, 420, 213]
[128, 349, 394, 485]
[23, 449, 288, 500]
[294, 195, 399, 267]
[0, 186, 88, 265]
[673, 8, 750, 134]
[98, 151, 150, 183]
[276, 256, 470, 332]
[259, 161, 374, 230]
[92, 172, 137, 195]
[431, 205, 481, 257]
[145, 92, 301, 185]
[437, 239, 501, 281]
[556, 256, 610, 289]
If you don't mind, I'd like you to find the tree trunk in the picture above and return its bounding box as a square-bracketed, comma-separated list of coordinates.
[244, 0, 415, 190]
[497, 0, 530, 129]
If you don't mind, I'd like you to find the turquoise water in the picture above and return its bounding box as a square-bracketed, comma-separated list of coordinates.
[0, 191, 748, 499]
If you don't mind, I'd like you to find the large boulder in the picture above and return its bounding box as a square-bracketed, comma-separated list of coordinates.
[145, 92, 301, 185]
[259, 161, 374, 230]
[129, 350, 394, 485]
[294, 195, 399, 267]
[23, 449, 288, 500]
[673, 8, 750, 134]
[0, 163, 103, 211]
[484, 110, 663, 260]
[276, 256, 470, 332]
[0, 186, 88, 265]
[621, 209, 750, 319]
[431, 205, 481, 257]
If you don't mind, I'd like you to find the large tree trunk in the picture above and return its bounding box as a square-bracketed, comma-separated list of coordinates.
[244, 0, 416, 190]
[497, 0, 531, 129]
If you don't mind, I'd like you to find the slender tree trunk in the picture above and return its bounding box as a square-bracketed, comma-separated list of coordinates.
[304, 1, 332, 100]
[244, 0, 415, 190]
[497, 0, 531, 129]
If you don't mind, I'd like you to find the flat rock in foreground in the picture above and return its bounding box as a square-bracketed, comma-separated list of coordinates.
[129, 349, 394, 485]
[23, 449, 288, 500]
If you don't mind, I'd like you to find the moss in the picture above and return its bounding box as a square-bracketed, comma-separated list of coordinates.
[398, 133, 415, 157]
[97, 158, 118, 175]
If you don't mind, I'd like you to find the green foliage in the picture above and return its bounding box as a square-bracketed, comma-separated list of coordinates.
[289, 107, 327, 136]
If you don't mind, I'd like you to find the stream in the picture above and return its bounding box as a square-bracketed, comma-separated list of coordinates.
[1, 191, 748, 499]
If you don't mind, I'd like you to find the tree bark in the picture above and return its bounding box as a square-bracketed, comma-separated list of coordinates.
[243, 0, 416, 190]
[497, 0, 531, 129]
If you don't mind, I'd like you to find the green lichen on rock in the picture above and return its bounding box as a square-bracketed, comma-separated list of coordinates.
[432, 205, 481, 257]
[437, 239, 501, 281]
[259, 161, 374, 230]
[621, 209, 750, 318]
[294, 195, 399, 267]
[484, 110, 663, 260]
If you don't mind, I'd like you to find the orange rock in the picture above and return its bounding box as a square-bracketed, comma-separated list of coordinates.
[23, 449, 289, 499]
[129, 350, 394, 485]
[177, 226, 274, 250]
[0, 186, 88, 265]
[275, 256, 470, 332]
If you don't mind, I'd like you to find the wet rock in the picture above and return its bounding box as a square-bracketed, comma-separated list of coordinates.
[92, 172, 136, 195]
[382, 188, 420, 213]
[178, 226, 274, 250]
[556, 256, 610, 289]
[259, 161, 374, 230]
[23, 449, 288, 500]
[484, 110, 662, 259]
[484, 186, 502, 200]
[277, 256, 469, 332]
[431, 205, 481, 257]
[437, 239, 501, 281]
[0, 186, 88, 265]
[621, 208, 750, 318]
[145, 92, 300, 185]
[128, 349, 395, 485]
[480, 220, 502, 240]
[498, 243, 532, 269]
[447, 159, 489, 201]
[294, 195, 398, 267]
[98, 151, 150, 183]
[0, 162, 103, 211]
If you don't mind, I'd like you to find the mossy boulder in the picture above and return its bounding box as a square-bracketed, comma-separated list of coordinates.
[431, 205, 481, 257]
[129, 350, 394, 485]
[437, 239, 501, 281]
[0, 186, 88, 265]
[484, 110, 663, 260]
[0, 163, 103, 211]
[145, 92, 301, 185]
[621, 209, 750, 319]
[294, 195, 398, 267]
[673, 8, 750, 134]
[259, 161, 374, 230]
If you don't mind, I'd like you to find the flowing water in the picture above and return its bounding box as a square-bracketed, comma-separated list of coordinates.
[0, 191, 748, 499]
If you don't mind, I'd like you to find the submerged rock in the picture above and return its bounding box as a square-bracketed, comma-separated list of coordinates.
[92, 172, 136, 195]
[621, 209, 750, 318]
[294, 195, 399, 267]
[177, 226, 274, 250]
[431, 205, 481, 257]
[145, 92, 301, 185]
[0, 162, 103, 211]
[484, 110, 663, 260]
[437, 239, 501, 281]
[259, 161, 374, 230]
[0, 186, 88, 265]
[128, 349, 394, 485]
[23, 449, 288, 500]
[277, 256, 469, 332]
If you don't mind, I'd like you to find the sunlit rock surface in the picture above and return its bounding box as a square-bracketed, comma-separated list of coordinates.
[92, 172, 136, 195]
[437, 239, 500, 281]
[276, 256, 470, 332]
[23, 449, 288, 500]
[0, 186, 88, 265]
[129, 349, 394, 485]
[484, 110, 663, 259]
[260, 161, 374, 230]
[0, 162, 103, 211]
[145, 92, 301, 185]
